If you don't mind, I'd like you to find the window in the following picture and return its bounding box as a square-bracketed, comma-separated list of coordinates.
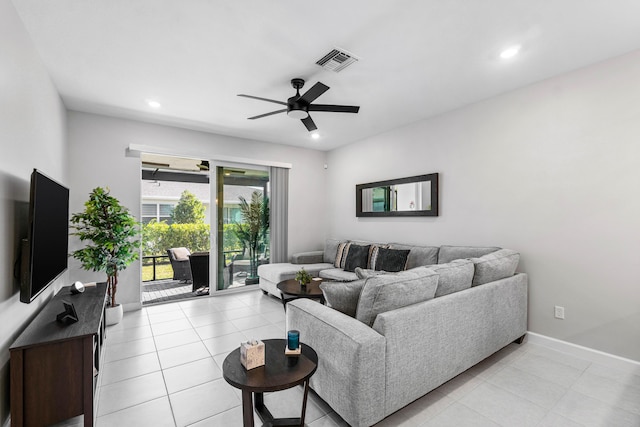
[141, 203, 174, 224]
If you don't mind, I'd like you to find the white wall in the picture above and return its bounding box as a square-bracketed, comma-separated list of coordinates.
[0, 0, 68, 422]
[67, 112, 327, 308]
[326, 49, 640, 361]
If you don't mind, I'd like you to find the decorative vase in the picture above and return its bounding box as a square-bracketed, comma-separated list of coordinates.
[105, 304, 123, 326]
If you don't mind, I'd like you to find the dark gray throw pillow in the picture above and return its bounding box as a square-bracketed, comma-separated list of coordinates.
[372, 247, 410, 272]
[344, 244, 371, 272]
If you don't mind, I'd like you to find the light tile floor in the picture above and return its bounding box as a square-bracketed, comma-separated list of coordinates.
[61, 289, 640, 426]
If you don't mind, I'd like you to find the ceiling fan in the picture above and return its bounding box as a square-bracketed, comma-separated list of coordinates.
[238, 78, 360, 132]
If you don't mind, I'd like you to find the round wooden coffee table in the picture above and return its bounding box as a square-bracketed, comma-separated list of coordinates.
[277, 278, 325, 310]
[222, 339, 318, 427]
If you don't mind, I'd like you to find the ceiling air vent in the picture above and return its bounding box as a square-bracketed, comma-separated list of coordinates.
[316, 48, 358, 72]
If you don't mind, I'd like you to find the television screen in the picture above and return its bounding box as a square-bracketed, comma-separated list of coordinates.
[20, 169, 69, 303]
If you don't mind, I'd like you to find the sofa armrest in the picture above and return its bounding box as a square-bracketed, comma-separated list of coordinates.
[287, 299, 386, 427]
[290, 250, 324, 264]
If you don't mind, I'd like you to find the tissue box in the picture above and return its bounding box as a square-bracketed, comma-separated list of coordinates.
[240, 340, 265, 370]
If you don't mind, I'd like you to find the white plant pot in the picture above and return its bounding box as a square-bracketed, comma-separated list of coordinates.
[105, 304, 123, 326]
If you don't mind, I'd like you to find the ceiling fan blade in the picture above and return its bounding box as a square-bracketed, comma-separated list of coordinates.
[299, 82, 330, 104]
[247, 109, 287, 120]
[308, 104, 360, 113]
[238, 94, 287, 106]
[301, 116, 317, 132]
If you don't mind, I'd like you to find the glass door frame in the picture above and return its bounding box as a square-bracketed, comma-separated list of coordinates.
[210, 160, 270, 293]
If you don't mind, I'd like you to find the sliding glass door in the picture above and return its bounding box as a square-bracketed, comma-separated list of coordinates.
[215, 165, 270, 290]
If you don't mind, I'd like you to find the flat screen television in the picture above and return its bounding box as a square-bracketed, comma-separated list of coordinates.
[20, 169, 70, 303]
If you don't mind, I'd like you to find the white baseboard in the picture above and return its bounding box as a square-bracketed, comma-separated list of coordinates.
[123, 302, 142, 312]
[526, 332, 640, 371]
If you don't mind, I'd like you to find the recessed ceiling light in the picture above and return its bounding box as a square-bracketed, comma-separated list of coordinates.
[311, 133, 320, 140]
[147, 100, 162, 109]
[500, 45, 521, 59]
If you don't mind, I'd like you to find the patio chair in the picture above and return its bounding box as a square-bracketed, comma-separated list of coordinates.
[166, 247, 193, 282]
[188, 252, 209, 292]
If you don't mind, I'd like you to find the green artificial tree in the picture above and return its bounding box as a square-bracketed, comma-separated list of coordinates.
[70, 187, 140, 308]
[171, 190, 205, 224]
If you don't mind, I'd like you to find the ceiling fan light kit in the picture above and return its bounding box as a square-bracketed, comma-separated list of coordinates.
[238, 78, 360, 132]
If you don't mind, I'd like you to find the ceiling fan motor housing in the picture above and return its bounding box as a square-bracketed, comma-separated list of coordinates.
[287, 96, 309, 119]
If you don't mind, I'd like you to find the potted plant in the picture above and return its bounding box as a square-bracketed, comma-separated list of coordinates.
[295, 268, 312, 288]
[70, 187, 140, 325]
[233, 191, 269, 285]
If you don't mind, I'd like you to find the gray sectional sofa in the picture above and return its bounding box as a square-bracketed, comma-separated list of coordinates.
[260, 239, 528, 427]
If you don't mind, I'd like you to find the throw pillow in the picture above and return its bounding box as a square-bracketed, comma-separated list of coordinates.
[366, 244, 388, 268]
[171, 247, 190, 261]
[343, 244, 371, 272]
[470, 249, 520, 286]
[389, 244, 439, 269]
[334, 242, 352, 268]
[371, 247, 410, 272]
[320, 280, 366, 317]
[428, 259, 474, 297]
[355, 268, 439, 326]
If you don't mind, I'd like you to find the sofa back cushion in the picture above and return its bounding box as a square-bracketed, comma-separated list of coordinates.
[319, 280, 366, 317]
[470, 249, 520, 286]
[325, 238, 347, 264]
[428, 259, 474, 297]
[438, 245, 500, 264]
[319, 268, 359, 282]
[389, 244, 439, 269]
[355, 268, 439, 326]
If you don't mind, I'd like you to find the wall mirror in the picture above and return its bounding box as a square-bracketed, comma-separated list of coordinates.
[356, 173, 438, 217]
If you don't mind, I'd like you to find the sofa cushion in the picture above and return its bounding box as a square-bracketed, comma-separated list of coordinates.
[370, 247, 410, 272]
[389, 244, 439, 269]
[470, 249, 520, 286]
[324, 238, 346, 264]
[438, 245, 500, 264]
[291, 251, 324, 264]
[355, 268, 439, 326]
[319, 268, 359, 282]
[344, 244, 371, 272]
[258, 262, 333, 284]
[319, 280, 366, 317]
[355, 267, 385, 279]
[428, 259, 474, 297]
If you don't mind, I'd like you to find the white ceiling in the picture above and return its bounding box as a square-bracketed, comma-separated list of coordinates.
[12, 0, 640, 151]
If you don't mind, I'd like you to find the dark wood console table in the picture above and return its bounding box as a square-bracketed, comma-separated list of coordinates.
[10, 283, 107, 427]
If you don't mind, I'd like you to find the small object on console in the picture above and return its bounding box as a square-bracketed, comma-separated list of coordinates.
[56, 300, 79, 324]
[70, 281, 85, 295]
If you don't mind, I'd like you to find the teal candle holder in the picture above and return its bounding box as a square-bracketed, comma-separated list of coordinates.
[287, 330, 300, 351]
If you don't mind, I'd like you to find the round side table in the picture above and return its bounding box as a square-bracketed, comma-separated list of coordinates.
[222, 338, 318, 427]
[277, 278, 325, 311]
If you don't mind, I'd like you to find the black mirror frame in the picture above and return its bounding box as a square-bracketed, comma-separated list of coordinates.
[356, 173, 439, 217]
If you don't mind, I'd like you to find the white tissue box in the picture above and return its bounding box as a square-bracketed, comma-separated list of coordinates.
[240, 340, 265, 370]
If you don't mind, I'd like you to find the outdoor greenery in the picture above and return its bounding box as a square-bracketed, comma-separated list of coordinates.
[140, 189, 269, 284]
[70, 187, 140, 307]
[142, 222, 210, 255]
[171, 190, 205, 224]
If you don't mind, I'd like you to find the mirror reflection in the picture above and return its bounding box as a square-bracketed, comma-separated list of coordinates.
[361, 182, 431, 213]
[356, 173, 438, 217]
